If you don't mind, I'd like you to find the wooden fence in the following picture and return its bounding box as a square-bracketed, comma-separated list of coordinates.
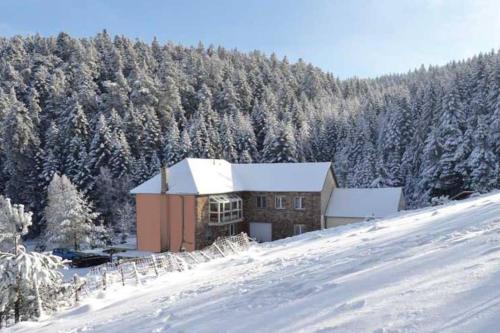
[73, 233, 252, 301]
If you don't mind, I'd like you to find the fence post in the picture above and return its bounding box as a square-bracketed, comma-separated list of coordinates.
[132, 262, 141, 285]
[226, 239, 238, 254]
[74, 274, 80, 303]
[152, 255, 159, 276]
[102, 270, 107, 291]
[213, 242, 225, 257]
[120, 266, 125, 286]
[186, 252, 200, 264]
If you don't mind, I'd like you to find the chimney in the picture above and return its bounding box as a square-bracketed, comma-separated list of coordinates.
[160, 166, 169, 193]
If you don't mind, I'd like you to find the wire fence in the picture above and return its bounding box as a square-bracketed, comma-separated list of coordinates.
[73, 233, 252, 302]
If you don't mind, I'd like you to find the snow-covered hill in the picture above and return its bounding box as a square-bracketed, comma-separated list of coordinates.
[8, 192, 500, 333]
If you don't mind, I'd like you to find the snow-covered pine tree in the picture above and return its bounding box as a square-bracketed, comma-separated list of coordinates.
[435, 80, 465, 195]
[43, 174, 99, 250]
[233, 111, 258, 162]
[0, 196, 32, 253]
[1, 88, 40, 207]
[87, 113, 113, 179]
[467, 115, 497, 192]
[0, 246, 66, 324]
[219, 114, 238, 162]
[114, 201, 135, 244]
[262, 120, 298, 163]
[163, 116, 183, 166]
[0, 198, 66, 325]
[110, 131, 132, 179]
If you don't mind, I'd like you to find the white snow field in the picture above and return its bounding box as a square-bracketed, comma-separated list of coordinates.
[8, 191, 500, 333]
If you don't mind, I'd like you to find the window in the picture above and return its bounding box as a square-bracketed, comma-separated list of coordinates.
[275, 196, 285, 209]
[229, 223, 236, 236]
[206, 228, 213, 241]
[293, 197, 305, 210]
[209, 194, 243, 224]
[256, 196, 267, 209]
[294, 224, 306, 235]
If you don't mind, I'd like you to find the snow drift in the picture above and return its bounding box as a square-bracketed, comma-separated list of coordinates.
[7, 191, 500, 333]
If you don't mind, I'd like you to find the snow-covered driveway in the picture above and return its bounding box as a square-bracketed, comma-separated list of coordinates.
[8, 192, 500, 333]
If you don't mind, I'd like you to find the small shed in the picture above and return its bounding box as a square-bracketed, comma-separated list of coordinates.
[325, 188, 405, 228]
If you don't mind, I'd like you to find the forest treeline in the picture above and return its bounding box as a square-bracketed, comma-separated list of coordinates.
[0, 31, 498, 234]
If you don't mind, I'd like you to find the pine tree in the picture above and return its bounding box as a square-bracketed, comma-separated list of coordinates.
[262, 120, 298, 163]
[43, 174, 99, 250]
[435, 81, 465, 194]
[0, 196, 32, 253]
[110, 131, 132, 178]
[0, 198, 67, 324]
[163, 117, 183, 166]
[2, 88, 40, 208]
[467, 116, 496, 192]
[219, 114, 238, 162]
[87, 113, 113, 178]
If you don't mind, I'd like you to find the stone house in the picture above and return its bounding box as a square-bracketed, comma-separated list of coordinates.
[130, 158, 404, 252]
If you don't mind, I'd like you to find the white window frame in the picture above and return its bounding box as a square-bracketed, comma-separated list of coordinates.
[293, 196, 305, 210]
[256, 196, 267, 209]
[294, 224, 306, 235]
[209, 194, 243, 225]
[275, 196, 285, 209]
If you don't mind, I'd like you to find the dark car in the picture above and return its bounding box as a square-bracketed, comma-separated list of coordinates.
[52, 248, 81, 260]
[52, 248, 110, 267]
[71, 253, 110, 268]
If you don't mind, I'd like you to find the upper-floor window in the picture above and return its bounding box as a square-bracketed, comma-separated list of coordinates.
[256, 196, 267, 209]
[293, 197, 305, 210]
[275, 196, 285, 209]
[209, 194, 243, 224]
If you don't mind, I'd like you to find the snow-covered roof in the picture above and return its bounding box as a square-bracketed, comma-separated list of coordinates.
[326, 188, 403, 218]
[130, 158, 333, 195]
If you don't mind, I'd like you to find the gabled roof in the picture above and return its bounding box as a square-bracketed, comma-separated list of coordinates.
[130, 158, 333, 195]
[326, 188, 404, 218]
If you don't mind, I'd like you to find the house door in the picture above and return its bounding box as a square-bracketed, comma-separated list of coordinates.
[249, 222, 272, 242]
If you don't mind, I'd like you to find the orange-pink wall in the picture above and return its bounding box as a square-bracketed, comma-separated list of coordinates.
[135, 194, 162, 252]
[167, 195, 196, 252]
[135, 194, 196, 252]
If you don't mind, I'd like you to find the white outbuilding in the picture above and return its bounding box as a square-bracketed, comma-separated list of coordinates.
[325, 187, 405, 228]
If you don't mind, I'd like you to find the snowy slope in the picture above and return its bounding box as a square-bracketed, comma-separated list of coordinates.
[8, 192, 500, 333]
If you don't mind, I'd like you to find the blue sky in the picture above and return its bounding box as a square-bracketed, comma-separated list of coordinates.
[0, 0, 499, 78]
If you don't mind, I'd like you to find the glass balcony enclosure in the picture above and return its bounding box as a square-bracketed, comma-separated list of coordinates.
[209, 194, 243, 225]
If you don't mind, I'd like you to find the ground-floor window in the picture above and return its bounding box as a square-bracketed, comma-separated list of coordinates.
[206, 227, 213, 241]
[229, 223, 236, 236]
[293, 224, 306, 235]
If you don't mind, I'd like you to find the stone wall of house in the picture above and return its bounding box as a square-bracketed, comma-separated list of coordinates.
[241, 191, 322, 240]
[194, 194, 246, 249]
[194, 191, 323, 247]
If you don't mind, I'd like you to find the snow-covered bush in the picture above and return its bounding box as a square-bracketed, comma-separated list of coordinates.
[0, 196, 32, 253]
[0, 246, 67, 325]
[0, 199, 69, 327]
[114, 201, 135, 244]
[431, 195, 450, 206]
[43, 174, 99, 250]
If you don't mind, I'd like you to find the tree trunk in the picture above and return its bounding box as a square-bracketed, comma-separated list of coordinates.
[14, 286, 20, 323]
[34, 277, 43, 319]
[14, 235, 20, 323]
